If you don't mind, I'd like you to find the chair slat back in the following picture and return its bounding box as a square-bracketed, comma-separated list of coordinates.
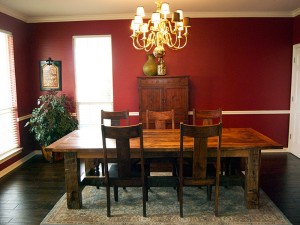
[101, 124, 144, 179]
[146, 109, 175, 129]
[192, 108, 222, 126]
[180, 123, 222, 179]
[101, 110, 130, 126]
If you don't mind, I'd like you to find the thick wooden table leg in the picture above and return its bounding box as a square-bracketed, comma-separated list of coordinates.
[64, 152, 83, 209]
[244, 147, 261, 209]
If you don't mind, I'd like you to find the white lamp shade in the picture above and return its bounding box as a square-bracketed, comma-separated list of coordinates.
[136, 6, 145, 17]
[134, 15, 143, 25]
[131, 20, 139, 31]
[161, 3, 170, 15]
[151, 12, 160, 23]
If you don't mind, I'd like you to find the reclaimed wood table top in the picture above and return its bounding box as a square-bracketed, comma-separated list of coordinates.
[46, 128, 283, 157]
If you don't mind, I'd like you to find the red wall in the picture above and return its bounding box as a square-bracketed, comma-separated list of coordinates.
[294, 15, 300, 44]
[0, 13, 295, 171]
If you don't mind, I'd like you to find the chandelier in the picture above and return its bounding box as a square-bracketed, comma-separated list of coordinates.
[130, 0, 191, 63]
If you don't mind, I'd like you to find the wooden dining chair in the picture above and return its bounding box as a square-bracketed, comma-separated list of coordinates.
[179, 122, 222, 217]
[97, 109, 130, 175]
[146, 109, 175, 129]
[101, 109, 130, 126]
[101, 123, 147, 217]
[145, 109, 176, 174]
[192, 108, 222, 126]
[193, 108, 241, 180]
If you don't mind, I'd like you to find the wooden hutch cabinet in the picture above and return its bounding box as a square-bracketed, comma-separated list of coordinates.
[138, 76, 189, 128]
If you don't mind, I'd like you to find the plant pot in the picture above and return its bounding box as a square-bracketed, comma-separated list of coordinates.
[41, 146, 64, 162]
[41, 146, 53, 162]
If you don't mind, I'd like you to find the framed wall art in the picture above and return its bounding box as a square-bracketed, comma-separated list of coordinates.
[40, 58, 62, 91]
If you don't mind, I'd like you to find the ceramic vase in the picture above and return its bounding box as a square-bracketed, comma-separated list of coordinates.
[143, 54, 157, 76]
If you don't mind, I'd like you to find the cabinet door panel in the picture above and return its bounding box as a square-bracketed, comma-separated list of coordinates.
[164, 87, 187, 110]
[165, 87, 188, 124]
[139, 88, 163, 123]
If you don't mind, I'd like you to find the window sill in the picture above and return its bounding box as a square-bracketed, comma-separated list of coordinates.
[0, 148, 23, 164]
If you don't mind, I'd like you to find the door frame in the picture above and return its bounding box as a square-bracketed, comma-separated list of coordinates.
[288, 43, 300, 158]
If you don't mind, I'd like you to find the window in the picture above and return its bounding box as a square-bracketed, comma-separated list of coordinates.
[0, 30, 20, 161]
[73, 36, 113, 129]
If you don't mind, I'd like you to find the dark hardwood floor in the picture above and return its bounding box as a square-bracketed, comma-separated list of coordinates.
[0, 155, 65, 225]
[0, 152, 300, 225]
[260, 152, 300, 225]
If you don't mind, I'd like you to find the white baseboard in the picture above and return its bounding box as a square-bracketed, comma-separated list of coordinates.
[0, 150, 41, 178]
[262, 147, 289, 153]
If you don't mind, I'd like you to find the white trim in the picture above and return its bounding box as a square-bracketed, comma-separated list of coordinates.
[222, 110, 290, 115]
[293, 8, 300, 17]
[27, 14, 132, 23]
[185, 11, 294, 18]
[0, 150, 41, 178]
[27, 11, 297, 23]
[187, 110, 289, 116]
[129, 112, 139, 116]
[0, 4, 299, 23]
[262, 147, 289, 153]
[0, 147, 22, 163]
[0, 3, 27, 22]
[0, 29, 12, 35]
[17, 114, 31, 122]
[19, 110, 290, 120]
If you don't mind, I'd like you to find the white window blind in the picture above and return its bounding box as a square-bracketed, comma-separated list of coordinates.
[0, 31, 20, 160]
[73, 35, 113, 129]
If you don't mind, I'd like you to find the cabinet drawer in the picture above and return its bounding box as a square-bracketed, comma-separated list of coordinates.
[138, 76, 189, 87]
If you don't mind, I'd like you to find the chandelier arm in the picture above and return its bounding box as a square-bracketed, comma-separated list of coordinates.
[166, 20, 178, 35]
[132, 34, 148, 50]
[169, 35, 188, 50]
[165, 32, 180, 49]
[133, 37, 145, 49]
[146, 31, 156, 50]
[135, 33, 150, 49]
[132, 39, 146, 50]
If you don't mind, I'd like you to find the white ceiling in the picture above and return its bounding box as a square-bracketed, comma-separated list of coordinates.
[0, 0, 300, 23]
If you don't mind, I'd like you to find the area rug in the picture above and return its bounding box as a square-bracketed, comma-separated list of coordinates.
[41, 186, 291, 225]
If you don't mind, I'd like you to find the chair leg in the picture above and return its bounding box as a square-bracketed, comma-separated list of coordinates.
[146, 185, 149, 202]
[101, 163, 105, 176]
[114, 186, 118, 201]
[106, 185, 111, 217]
[215, 178, 220, 217]
[179, 183, 183, 217]
[207, 185, 212, 201]
[142, 185, 146, 217]
[215, 190, 219, 217]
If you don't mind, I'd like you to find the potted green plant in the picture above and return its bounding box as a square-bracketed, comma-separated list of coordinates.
[25, 91, 78, 162]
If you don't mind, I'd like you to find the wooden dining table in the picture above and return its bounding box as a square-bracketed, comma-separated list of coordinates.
[46, 127, 283, 210]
